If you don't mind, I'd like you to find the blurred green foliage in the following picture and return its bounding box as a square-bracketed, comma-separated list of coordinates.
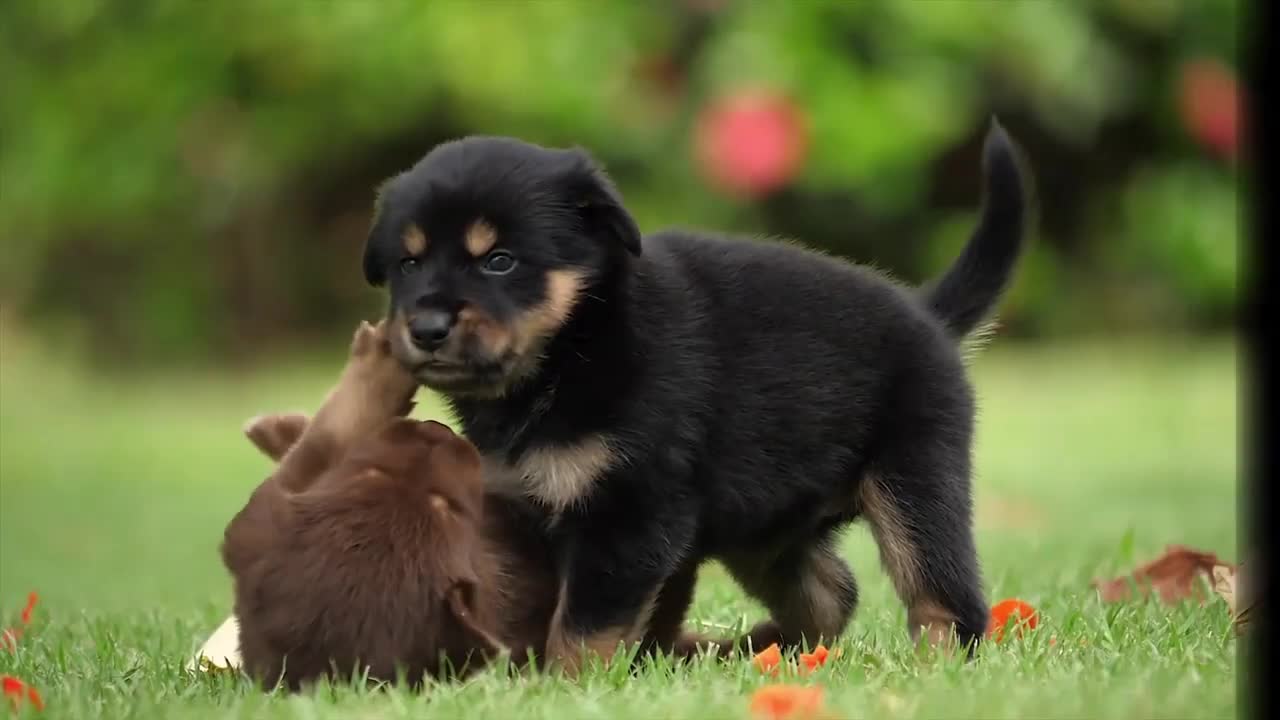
[0, 0, 1240, 366]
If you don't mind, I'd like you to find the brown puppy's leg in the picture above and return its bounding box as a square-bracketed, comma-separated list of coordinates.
[718, 534, 858, 655]
[223, 320, 418, 574]
[271, 320, 418, 493]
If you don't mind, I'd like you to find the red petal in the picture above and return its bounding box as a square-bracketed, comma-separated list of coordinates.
[749, 685, 825, 720]
[753, 643, 783, 675]
[2, 675, 44, 712]
[798, 644, 830, 673]
[20, 593, 38, 626]
[986, 599, 1039, 642]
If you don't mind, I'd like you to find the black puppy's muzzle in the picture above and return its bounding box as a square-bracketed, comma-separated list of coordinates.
[408, 308, 457, 352]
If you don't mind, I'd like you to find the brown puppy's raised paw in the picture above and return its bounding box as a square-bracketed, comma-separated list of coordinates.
[348, 320, 383, 358]
[340, 320, 419, 416]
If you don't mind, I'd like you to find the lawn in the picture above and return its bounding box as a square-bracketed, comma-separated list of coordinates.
[0, 331, 1239, 719]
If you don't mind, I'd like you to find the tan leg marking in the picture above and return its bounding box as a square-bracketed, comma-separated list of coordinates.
[861, 474, 959, 648]
[544, 580, 658, 677]
[797, 548, 855, 641]
[721, 543, 855, 651]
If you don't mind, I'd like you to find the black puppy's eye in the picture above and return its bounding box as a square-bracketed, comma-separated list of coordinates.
[399, 257, 421, 275]
[480, 251, 517, 275]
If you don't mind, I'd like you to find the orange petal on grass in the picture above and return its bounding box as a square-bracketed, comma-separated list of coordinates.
[2, 675, 44, 712]
[753, 643, 783, 676]
[19, 594, 37, 626]
[986, 599, 1039, 642]
[2, 592, 38, 653]
[798, 645, 829, 674]
[749, 684, 825, 720]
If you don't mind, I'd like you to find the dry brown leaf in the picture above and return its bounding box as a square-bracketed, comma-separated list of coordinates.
[1092, 544, 1224, 606]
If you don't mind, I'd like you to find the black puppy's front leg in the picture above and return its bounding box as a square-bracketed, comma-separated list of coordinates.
[545, 495, 695, 677]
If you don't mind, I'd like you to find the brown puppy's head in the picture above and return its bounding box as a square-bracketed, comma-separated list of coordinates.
[236, 418, 507, 688]
[336, 418, 487, 530]
[240, 412, 562, 673]
[320, 418, 497, 645]
[361, 137, 642, 397]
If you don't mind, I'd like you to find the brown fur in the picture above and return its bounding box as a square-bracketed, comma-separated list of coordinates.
[223, 321, 558, 690]
[242, 408, 712, 680]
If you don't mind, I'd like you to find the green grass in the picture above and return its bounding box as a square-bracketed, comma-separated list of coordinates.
[0, 333, 1239, 719]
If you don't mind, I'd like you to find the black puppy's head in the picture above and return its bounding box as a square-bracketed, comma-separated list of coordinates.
[362, 137, 641, 397]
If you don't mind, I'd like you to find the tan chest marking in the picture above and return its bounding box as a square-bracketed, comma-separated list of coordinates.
[483, 435, 620, 513]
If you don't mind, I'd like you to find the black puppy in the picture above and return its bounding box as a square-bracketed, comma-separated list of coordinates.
[361, 121, 1031, 672]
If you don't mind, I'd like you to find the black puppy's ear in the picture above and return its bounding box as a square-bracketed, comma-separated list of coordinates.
[446, 580, 507, 657]
[565, 149, 642, 257]
[362, 181, 396, 287]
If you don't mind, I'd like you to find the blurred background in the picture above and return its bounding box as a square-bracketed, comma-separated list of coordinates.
[0, 0, 1241, 365]
[0, 1, 1240, 616]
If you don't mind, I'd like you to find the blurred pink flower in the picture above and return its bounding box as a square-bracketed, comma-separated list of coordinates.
[1178, 57, 1241, 162]
[694, 88, 808, 198]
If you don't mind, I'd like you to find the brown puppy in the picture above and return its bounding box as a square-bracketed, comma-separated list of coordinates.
[241, 412, 715, 675]
[221, 321, 557, 690]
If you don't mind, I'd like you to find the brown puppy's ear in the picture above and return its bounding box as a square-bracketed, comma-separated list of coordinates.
[564, 148, 642, 257]
[243, 413, 310, 462]
[446, 581, 508, 658]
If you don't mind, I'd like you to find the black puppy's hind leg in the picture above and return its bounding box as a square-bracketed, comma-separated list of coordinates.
[861, 433, 989, 654]
[720, 531, 859, 654]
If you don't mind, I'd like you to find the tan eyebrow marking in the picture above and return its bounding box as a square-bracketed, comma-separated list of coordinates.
[403, 224, 428, 255]
[464, 219, 497, 258]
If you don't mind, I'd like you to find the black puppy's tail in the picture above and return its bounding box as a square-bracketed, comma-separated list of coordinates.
[920, 118, 1032, 341]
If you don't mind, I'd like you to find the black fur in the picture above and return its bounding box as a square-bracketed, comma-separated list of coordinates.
[362, 120, 1031, 658]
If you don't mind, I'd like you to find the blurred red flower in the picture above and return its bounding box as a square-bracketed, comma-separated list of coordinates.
[749, 684, 825, 720]
[2, 676, 44, 712]
[1177, 57, 1240, 162]
[2, 593, 37, 653]
[694, 88, 808, 198]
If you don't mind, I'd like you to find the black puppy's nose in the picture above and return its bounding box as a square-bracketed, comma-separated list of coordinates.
[408, 309, 457, 351]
